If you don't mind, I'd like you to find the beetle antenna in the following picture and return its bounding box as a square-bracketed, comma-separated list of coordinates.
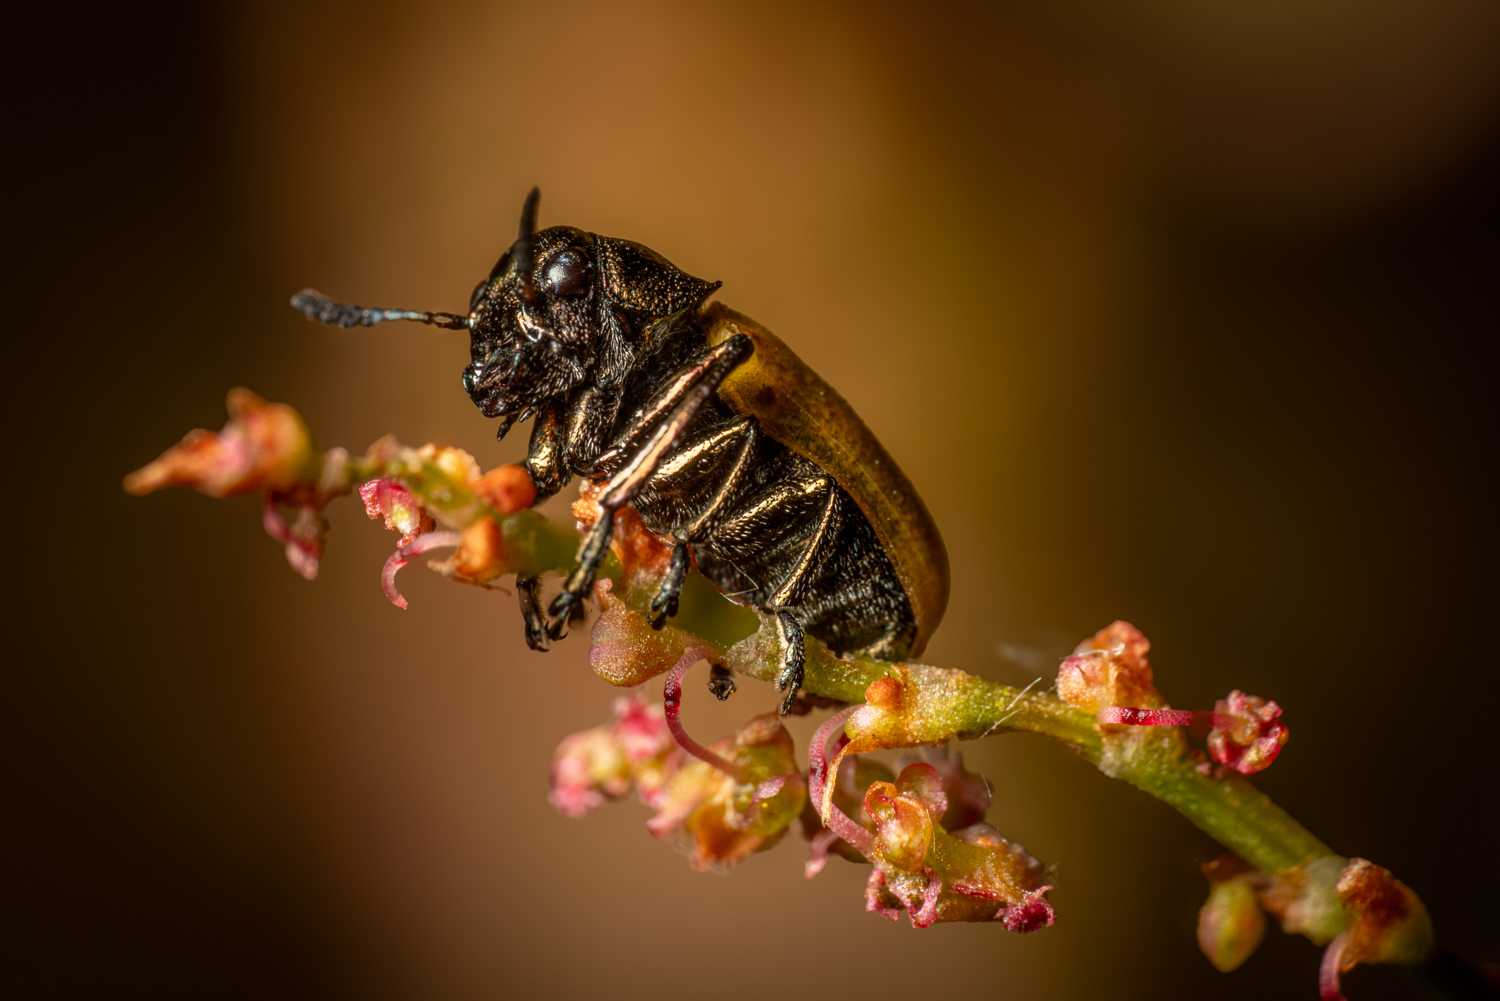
[290, 289, 471, 330]
[515, 187, 541, 304]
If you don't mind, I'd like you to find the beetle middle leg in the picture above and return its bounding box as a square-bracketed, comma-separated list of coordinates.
[516, 574, 549, 651]
[545, 335, 753, 636]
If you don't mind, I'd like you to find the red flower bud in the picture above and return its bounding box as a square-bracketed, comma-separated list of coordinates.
[1207, 690, 1289, 776]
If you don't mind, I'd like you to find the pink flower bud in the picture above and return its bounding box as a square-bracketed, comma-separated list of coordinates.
[647, 712, 806, 872]
[262, 498, 326, 580]
[1207, 690, 1289, 775]
[359, 478, 434, 547]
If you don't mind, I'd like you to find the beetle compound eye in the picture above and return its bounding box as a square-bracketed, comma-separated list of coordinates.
[543, 248, 592, 297]
[469, 280, 489, 312]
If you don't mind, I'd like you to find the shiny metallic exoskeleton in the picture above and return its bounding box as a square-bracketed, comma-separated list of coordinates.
[293, 190, 948, 713]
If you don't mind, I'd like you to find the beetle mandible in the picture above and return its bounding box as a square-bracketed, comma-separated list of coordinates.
[293, 189, 949, 713]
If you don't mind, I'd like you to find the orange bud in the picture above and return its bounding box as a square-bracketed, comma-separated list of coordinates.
[865, 676, 904, 712]
[443, 516, 505, 584]
[473, 464, 537, 513]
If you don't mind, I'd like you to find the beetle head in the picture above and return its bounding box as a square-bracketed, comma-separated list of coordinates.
[463, 189, 722, 431]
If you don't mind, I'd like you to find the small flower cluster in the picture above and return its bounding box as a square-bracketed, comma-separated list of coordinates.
[1195, 853, 1432, 1000]
[1062, 621, 1289, 776]
[123, 388, 338, 578]
[548, 694, 680, 818]
[550, 676, 1053, 929]
[125, 388, 566, 600]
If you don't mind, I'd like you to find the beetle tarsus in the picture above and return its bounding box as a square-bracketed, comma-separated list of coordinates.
[649, 543, 690, 630]
[544, 592, 577, 640]
[517, 575, 549, 651]
[708, 664, 736, 700]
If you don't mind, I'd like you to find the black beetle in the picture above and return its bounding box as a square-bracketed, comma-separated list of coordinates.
[293, 189, 948, 713]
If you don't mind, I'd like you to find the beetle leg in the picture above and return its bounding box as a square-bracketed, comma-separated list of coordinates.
[523, 398, 570, 501]
[649, 543, 690, 630]
[641, 418, 758, 631]
[546, 334, 753, 635]
[768, 488, 840, 609]
[516, 574, 548, 651]
[563, 384, 623, 475]
[774, 611, 807, 715]
[680, 418, 758, 542]
[701, 473, 830, 553]
[768, 488, 839, 713]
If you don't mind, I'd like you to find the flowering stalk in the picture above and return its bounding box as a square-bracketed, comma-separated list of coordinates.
[127, 391, 1444, 995]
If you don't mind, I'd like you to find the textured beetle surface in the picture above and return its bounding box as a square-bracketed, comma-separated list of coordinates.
[294, 190, 947, 713]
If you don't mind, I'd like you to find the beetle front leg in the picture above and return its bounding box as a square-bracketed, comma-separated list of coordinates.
[545, 335, 753, 636]
[546, 514, 613, 639]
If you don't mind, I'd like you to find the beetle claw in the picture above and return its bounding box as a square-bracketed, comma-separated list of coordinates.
[546, 590, 582, 640]
[776, 665, 804, 715]
[524, 621, 550, 651]
[648, 591, 679, 631]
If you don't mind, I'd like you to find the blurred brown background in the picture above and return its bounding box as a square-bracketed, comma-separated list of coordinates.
[12, 2, 1500, 998]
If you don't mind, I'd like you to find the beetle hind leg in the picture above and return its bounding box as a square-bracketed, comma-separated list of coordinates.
[773, 611, 807, 715]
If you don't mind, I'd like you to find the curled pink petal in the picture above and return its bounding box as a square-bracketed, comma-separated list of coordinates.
[911, 868, 943, 928]
[262, 497, 323, 580]
[381, 550, 410, 610]
[401, 530, 463, 556]
[378, 530, 462, 609]
[810, 706, 874, 857]
[805, 828, 840, 879]
[1319, 931, 1350, 1000]
[662, 648, 743, 779]
[864, 869, 902, 922]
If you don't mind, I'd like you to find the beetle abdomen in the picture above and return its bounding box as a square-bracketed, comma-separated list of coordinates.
[700, 303, 949, 657]
[623, 401, 918, 662]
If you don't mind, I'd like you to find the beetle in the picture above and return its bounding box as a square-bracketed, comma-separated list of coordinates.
[293, 189, 948, 713]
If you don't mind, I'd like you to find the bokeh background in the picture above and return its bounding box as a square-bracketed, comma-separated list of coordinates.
[13, 2, 1500, 998]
